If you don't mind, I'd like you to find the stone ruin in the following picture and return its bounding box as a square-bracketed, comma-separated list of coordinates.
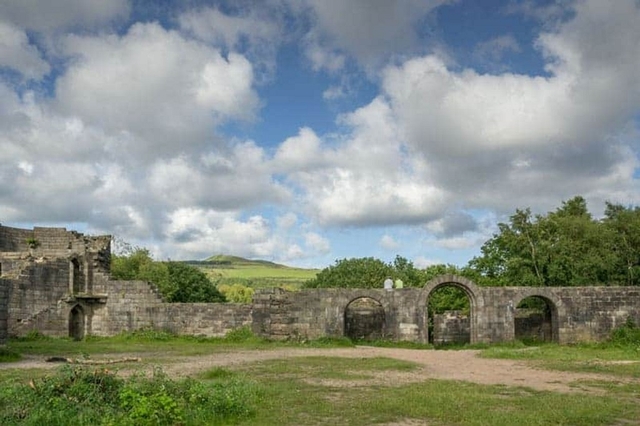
[1, 224, 639, 345]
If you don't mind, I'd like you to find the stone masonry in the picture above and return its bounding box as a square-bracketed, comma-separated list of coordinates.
[1, 225, 639, 344]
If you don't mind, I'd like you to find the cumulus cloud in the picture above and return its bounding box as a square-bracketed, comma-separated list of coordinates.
[0, 21, 50, 80]
[273, 99, 449, 226]
[55, 22, 259, 161]
[178, 4, 283, 80]
[303, 0, 450, 70]
[380, 0, 640, 214]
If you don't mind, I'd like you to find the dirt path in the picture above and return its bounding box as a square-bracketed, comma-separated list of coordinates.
[3, 346, 636, 393]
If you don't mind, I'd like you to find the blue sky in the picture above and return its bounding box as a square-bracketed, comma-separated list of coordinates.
[0, 0, 639, 268]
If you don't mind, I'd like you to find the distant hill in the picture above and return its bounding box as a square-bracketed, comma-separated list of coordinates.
[202, 254, 290, 269]
[185, 254, 319, 289]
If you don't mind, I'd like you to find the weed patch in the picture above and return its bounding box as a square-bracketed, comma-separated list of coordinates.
[0, 365, 257, 425]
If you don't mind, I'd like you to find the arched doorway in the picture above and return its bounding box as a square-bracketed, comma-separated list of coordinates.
[344, 297, 385, 341]
[427, 285, 471, 345]
[514, 296, 558, 343]
[420, 275, 479, 344]
[69, 305, 85, 340]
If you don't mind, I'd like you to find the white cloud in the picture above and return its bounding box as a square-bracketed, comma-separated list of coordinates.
[379, 234, 399, 250]
[304, 232, 330, 254]
[273, 98, 449, 226]
[0, 21, 50, 80]
[178, 5, 283, 80]
[414, 256, 442, 269]
[380, 0, 640, 214]
[56, 22, 259, 160]
[303, 0, 449, 70]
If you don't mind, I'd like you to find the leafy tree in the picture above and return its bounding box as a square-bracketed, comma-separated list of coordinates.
[304, 257, 393, 289]
[603, 202, 640, 285]
[165, 262, 226, 303]
[111, 248, 226, 302]
[305, 256, 474, 289]
[468, 196, 637, 286]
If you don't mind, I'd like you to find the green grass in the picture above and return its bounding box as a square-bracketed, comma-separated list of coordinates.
[227, 356, 640, 426]
[195, 254, 319, 289]
[481, 342, 640, 377]
[2, 335, 640, 425]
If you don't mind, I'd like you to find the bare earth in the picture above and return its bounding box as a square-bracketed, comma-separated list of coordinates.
[3, 346, 637, 394]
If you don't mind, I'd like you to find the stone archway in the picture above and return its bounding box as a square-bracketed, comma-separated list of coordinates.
[418, 275, 480, 344]
[344, 297, 385, 341]
[513, 295, 559, 343]
[69, 304, 85, 340]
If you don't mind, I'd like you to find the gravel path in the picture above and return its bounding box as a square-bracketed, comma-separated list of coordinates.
[3, 346, 636, 393]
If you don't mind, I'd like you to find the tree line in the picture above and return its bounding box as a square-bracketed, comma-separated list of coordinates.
[111, 196, 640, 303]
[305, 196, 640, 289]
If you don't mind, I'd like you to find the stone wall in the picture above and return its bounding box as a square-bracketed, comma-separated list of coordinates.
[432, 311, 470, 345]
[2, 225, 640, 345]
[251, 288, 425, 341]
[0, 278, 8, 344]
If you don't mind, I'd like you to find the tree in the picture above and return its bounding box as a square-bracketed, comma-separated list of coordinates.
[304, 257, 393, 289]
[604, 202, 640, 285]
[111, 248, 226, 302]
[165, 262, 226, 303]
[468, 196, 636, 286]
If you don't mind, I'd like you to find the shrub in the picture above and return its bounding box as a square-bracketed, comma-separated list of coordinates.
[0, 365, 256, 425]
[609, 317, 640, 346]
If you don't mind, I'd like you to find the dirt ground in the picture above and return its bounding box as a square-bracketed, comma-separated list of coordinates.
[3, 346, 638, 394]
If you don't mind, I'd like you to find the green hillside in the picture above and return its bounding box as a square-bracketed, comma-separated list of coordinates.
[190, 254, 319, 289]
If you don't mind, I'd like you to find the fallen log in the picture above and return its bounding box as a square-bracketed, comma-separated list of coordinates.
[45, 356, 141, 364]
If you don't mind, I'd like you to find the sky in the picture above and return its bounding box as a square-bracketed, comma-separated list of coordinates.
[1, 0, 639, 269]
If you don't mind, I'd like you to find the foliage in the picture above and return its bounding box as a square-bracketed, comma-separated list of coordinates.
[25, 237, 40, 249]
[218, 283, 255, 303]
[0, 347, 21, 363]
[111, 248, 225, 303]
[165, 261, 226, 303]
[609, 317, 640, 347]
[304, 255, 441, 289]
[428, 286, 470, 315]
[0, 365, 255, 425]
[469, 196, 640, 286]
[304, 257, 393, 288]
[223, 326, 259, 343]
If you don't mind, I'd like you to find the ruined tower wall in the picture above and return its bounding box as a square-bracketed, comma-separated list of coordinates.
[7, 258, 72, 337]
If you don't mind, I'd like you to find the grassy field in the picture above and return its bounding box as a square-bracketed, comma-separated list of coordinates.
[192, 254, 319, 289]
[2, 333, 640, 425]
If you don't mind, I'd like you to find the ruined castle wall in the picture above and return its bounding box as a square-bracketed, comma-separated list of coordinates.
[251, 288, 423, 341]
[90, 279, 165, 335]
[8, 258, 72, 337]
[88, 279, 251, 337]
[464, 286, 640, 344]
[152, 303, 252, 336]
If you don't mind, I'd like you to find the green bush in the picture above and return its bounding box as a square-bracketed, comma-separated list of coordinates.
[224, 326, 258, 343]
[610, 317, 640, 346]
[0, 365, 256, 425]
